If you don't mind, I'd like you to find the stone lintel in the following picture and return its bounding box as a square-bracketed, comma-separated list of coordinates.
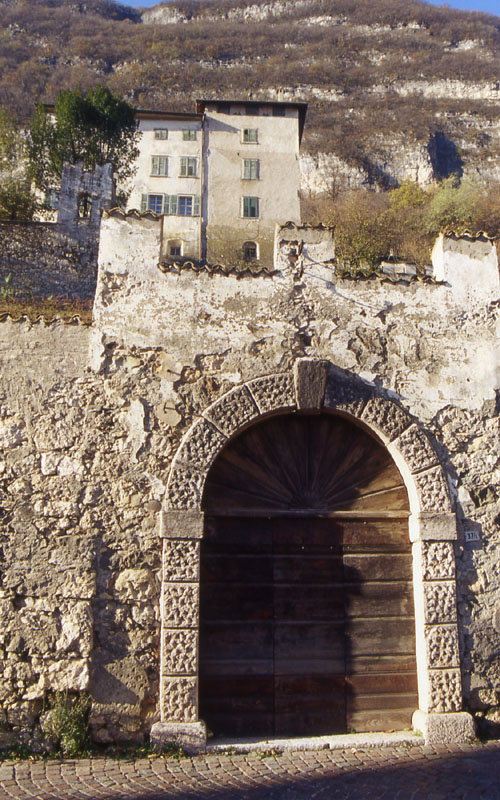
[160, 510, 205, 539]
[412, 710, 475, 745]
[150, 721, 207, 755]
[409, 513, 457, 542]
[294, 358, 329, 410]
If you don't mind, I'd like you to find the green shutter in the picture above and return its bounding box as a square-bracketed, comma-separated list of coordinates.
[141, 194, 147, 212]
[193, 195, 200, 216]
[180, 157, 187, 177]
[164, 195, 178, 215]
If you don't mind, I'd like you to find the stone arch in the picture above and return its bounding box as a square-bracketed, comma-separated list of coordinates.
[152, 359, 474, 753]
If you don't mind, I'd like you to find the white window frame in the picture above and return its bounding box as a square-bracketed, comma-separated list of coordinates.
[151, 155, 168, 177]
[147, 194, 164, 214]
[242, 196, 259, 218]
[243, 159, 259, 180]
[242, 128, 258, 144]
[179, 157, 198, 178]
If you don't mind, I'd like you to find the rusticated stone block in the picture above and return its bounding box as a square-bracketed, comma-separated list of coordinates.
[409, 512, 457, 542]
[163, 540, 200, 583]
[361, 396, 412, 442]
[160, 510, 204, 540]
[324, 374, 371, 418]
[422, 542, 456, 581]
[426, 625, 460, 668]
[293, 358, 328, 410]
[415, 466, 452, 513]
[175, 419, 226, 471]
[163, 584, 198, 628]
[424, 582, 457, 624]
[428, 669, 462, 713]
[161, 678, 198, 722]
[151, 721, 206, 755]
[246, 373, 296, 415]
[162, 629, 197, 675]
[394, 425, 439, 474]
[204, 385, 259, 437]
[166, 464, 204, 510]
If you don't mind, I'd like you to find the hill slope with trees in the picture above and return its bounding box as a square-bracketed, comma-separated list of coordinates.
[1, 0, 500, 186]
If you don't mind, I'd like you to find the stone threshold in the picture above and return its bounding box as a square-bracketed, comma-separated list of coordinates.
[207, 730, 422, 754]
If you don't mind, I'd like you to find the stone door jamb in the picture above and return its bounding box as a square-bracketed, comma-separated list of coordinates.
[151, 359, 475, 752]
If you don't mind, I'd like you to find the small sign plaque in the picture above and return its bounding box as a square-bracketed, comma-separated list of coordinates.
[465, 531, 481, 543]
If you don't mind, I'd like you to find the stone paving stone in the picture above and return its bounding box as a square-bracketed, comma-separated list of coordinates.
[0, 742, 499, 800]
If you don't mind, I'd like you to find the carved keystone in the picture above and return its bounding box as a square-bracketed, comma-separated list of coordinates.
[293, 358, 329, 410]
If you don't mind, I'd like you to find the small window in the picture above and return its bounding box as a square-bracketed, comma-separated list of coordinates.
[243, 241, 258, 260]
[243, 159, 259, 180]
[242, 128, 258, 144]
[78, 193, 92, 218]
[182, 129, 196, 141]
[242, 196, 259, 218]
[154, 129, 168, 140]
[168, 239, 183, 257]
[179, 157, 198, 177]
[151, 156, 168, 176]
[272, 105, 286, 117]
[147, 194, 163, 214]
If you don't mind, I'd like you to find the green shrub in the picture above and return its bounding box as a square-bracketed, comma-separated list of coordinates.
[41, 693, 91, 758]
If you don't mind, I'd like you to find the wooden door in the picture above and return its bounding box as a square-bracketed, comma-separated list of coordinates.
[199, 515, 416, 738]
[199, 413, 417, 738]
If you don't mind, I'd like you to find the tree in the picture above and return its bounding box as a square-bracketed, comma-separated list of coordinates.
[28, 86, 140, 191]
[0, 106, 38, 221]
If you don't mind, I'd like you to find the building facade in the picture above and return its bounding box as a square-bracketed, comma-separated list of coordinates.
[127, 101, 306, 266]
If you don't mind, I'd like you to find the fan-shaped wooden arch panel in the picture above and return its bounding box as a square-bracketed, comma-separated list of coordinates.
[202, 413, 410, 514]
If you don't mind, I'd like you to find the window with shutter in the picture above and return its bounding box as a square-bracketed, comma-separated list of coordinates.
[242, 196, 259, 218]
[242, 128, 258, 143]
[151, 156, 168, 176]
[148, 194, 164, 214]
[180, 157, 197, 177]
[243, 159, 259, 180]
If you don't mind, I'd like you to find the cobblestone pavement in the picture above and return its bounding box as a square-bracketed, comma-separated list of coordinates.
[0, 741, 500, 800]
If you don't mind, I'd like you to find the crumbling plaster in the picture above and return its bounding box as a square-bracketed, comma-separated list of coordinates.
[0, 212, 500, 746]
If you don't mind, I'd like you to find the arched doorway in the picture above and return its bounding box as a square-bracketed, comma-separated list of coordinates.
[199, 412, 418, 738]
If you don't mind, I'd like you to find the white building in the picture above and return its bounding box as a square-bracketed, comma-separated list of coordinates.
[127, 100, 307, 266]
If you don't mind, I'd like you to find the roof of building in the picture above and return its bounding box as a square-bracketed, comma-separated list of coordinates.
[134, 109, 203, 122]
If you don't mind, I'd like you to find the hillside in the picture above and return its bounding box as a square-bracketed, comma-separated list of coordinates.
[1, 0, 500, 189]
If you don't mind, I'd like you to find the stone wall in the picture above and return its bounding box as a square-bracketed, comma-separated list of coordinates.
[0, 212, 500, 746]
[0, 221, 98, 299]
[0, 164, 114, 300]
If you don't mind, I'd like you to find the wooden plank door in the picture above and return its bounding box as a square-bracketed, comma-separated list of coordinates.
[199, 515, 348, 737]
[199, 515, 417, 738]
[273, 517, 346, 736]
[343, 518, 418, 732]
[199, 516, 274, 736]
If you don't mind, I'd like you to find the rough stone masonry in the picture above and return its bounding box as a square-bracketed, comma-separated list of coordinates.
[0, 213, 499, 749]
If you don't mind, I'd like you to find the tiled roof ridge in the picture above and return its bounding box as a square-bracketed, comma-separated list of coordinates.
[0, 313, 91, 325]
